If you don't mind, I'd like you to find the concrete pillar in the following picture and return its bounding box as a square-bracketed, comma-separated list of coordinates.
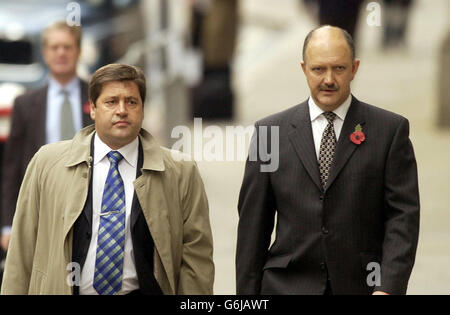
[438, 30, 450, 127]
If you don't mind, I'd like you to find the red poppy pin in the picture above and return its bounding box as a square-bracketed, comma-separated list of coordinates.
[350, 124, 365, 145]
[83, 101, 91, 115]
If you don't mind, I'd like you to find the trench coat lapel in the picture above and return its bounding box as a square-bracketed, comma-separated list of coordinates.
[62, 126, 95, 262]
[133, 129, 177, 293]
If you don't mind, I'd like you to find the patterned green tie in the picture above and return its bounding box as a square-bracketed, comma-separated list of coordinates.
[60, 89, 75, 140]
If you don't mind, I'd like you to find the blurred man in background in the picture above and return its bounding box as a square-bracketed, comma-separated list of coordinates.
[1, 21, 92, 252]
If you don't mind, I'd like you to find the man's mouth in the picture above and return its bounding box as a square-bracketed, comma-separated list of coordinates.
[320, 88, 338, 93]
[113, 121, 130, 126]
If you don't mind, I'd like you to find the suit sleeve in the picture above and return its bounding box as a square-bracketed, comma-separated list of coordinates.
[1, 151, 41, 294]
[1, 97, 27, 229]
[236, 124, 276, 294]
[177, 161, 215, 294]
[377, 118, 420, 294]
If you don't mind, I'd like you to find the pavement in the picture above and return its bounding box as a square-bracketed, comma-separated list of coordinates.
[166, 0, 450, 294]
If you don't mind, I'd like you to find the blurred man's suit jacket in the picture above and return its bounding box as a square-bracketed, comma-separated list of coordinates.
[1, 80, 91, 228]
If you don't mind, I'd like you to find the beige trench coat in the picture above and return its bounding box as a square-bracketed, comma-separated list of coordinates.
[1, 126, 214, 295]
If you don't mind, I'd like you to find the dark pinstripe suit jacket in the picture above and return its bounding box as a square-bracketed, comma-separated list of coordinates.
[236, 96, 420, 295]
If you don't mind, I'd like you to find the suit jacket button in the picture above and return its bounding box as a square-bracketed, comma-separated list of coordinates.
[321, 226, 329, 234]
[320, 263, 326, 270]
[320, 195, 324, 201]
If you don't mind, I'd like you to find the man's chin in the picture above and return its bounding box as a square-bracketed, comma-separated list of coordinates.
[112, 130, 132, 140]
[106, 134, 136, 149]
[113, 129, 139, 141]
[317, 98, 340, 110]
[50, 68, 76, 79]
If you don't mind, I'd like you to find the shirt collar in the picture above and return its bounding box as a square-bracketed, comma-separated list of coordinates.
[48, 76, 79, 95]
[65, 126, 165, 171]
[309, 94, 352, 122]
[93, 133, 139, 168]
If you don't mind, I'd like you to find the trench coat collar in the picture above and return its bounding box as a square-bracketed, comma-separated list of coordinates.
[64, 124, 165, 172]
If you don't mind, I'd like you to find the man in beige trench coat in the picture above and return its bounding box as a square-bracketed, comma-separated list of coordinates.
[1, 64, 214, 295]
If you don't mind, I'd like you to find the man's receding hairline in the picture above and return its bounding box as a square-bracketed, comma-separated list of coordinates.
[302, 25, 355, 62]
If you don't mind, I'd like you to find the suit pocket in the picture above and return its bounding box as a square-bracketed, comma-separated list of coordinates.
[262, 254, 292, 270]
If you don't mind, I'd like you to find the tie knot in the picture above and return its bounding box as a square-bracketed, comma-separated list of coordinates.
[323, 111, 336, 123]
[107, 151, 124, 165]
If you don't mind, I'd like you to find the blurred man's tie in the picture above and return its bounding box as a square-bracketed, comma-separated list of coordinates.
[60, 89, 75, 140]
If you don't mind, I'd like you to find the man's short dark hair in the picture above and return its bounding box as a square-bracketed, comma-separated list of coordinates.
[89, 64, 146, 106]
[302, 25, 356, 62]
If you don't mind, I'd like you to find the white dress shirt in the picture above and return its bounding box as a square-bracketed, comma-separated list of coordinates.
[46, 76, 83, 144]
[309, 94, 352, 160]
[79, 134, 140, 295]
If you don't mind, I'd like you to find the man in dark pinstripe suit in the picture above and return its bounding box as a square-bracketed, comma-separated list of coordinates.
[236, 25, 420, 295]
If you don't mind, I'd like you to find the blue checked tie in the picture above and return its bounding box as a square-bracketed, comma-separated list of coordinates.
[93, 151, 126, 295]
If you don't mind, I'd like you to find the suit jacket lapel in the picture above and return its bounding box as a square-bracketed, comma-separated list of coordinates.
[288, 102, 323, 192]
[83, 135, 95, 229]
[130, 138, 144, 229]
[325, 96, 366, 191]
[80, 80, 92, 127]
[34, 85, 48, 146]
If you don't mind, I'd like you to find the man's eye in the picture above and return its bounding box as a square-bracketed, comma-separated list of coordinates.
[336, 66, 345, 71]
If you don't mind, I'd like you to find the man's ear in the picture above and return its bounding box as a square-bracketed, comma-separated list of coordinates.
[301, 60, 307, 74]
[351, 59, 360, 79]
[90, 101, 96, 120]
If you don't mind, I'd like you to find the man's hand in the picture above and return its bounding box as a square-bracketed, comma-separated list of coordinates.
[1, 233, 11, 251]
[372, 291, 390, 295]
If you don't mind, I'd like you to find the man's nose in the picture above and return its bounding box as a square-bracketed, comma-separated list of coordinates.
[116, 101, 128, 115]
[56, 46, 68, 55]
[323, 70, 335, 85]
